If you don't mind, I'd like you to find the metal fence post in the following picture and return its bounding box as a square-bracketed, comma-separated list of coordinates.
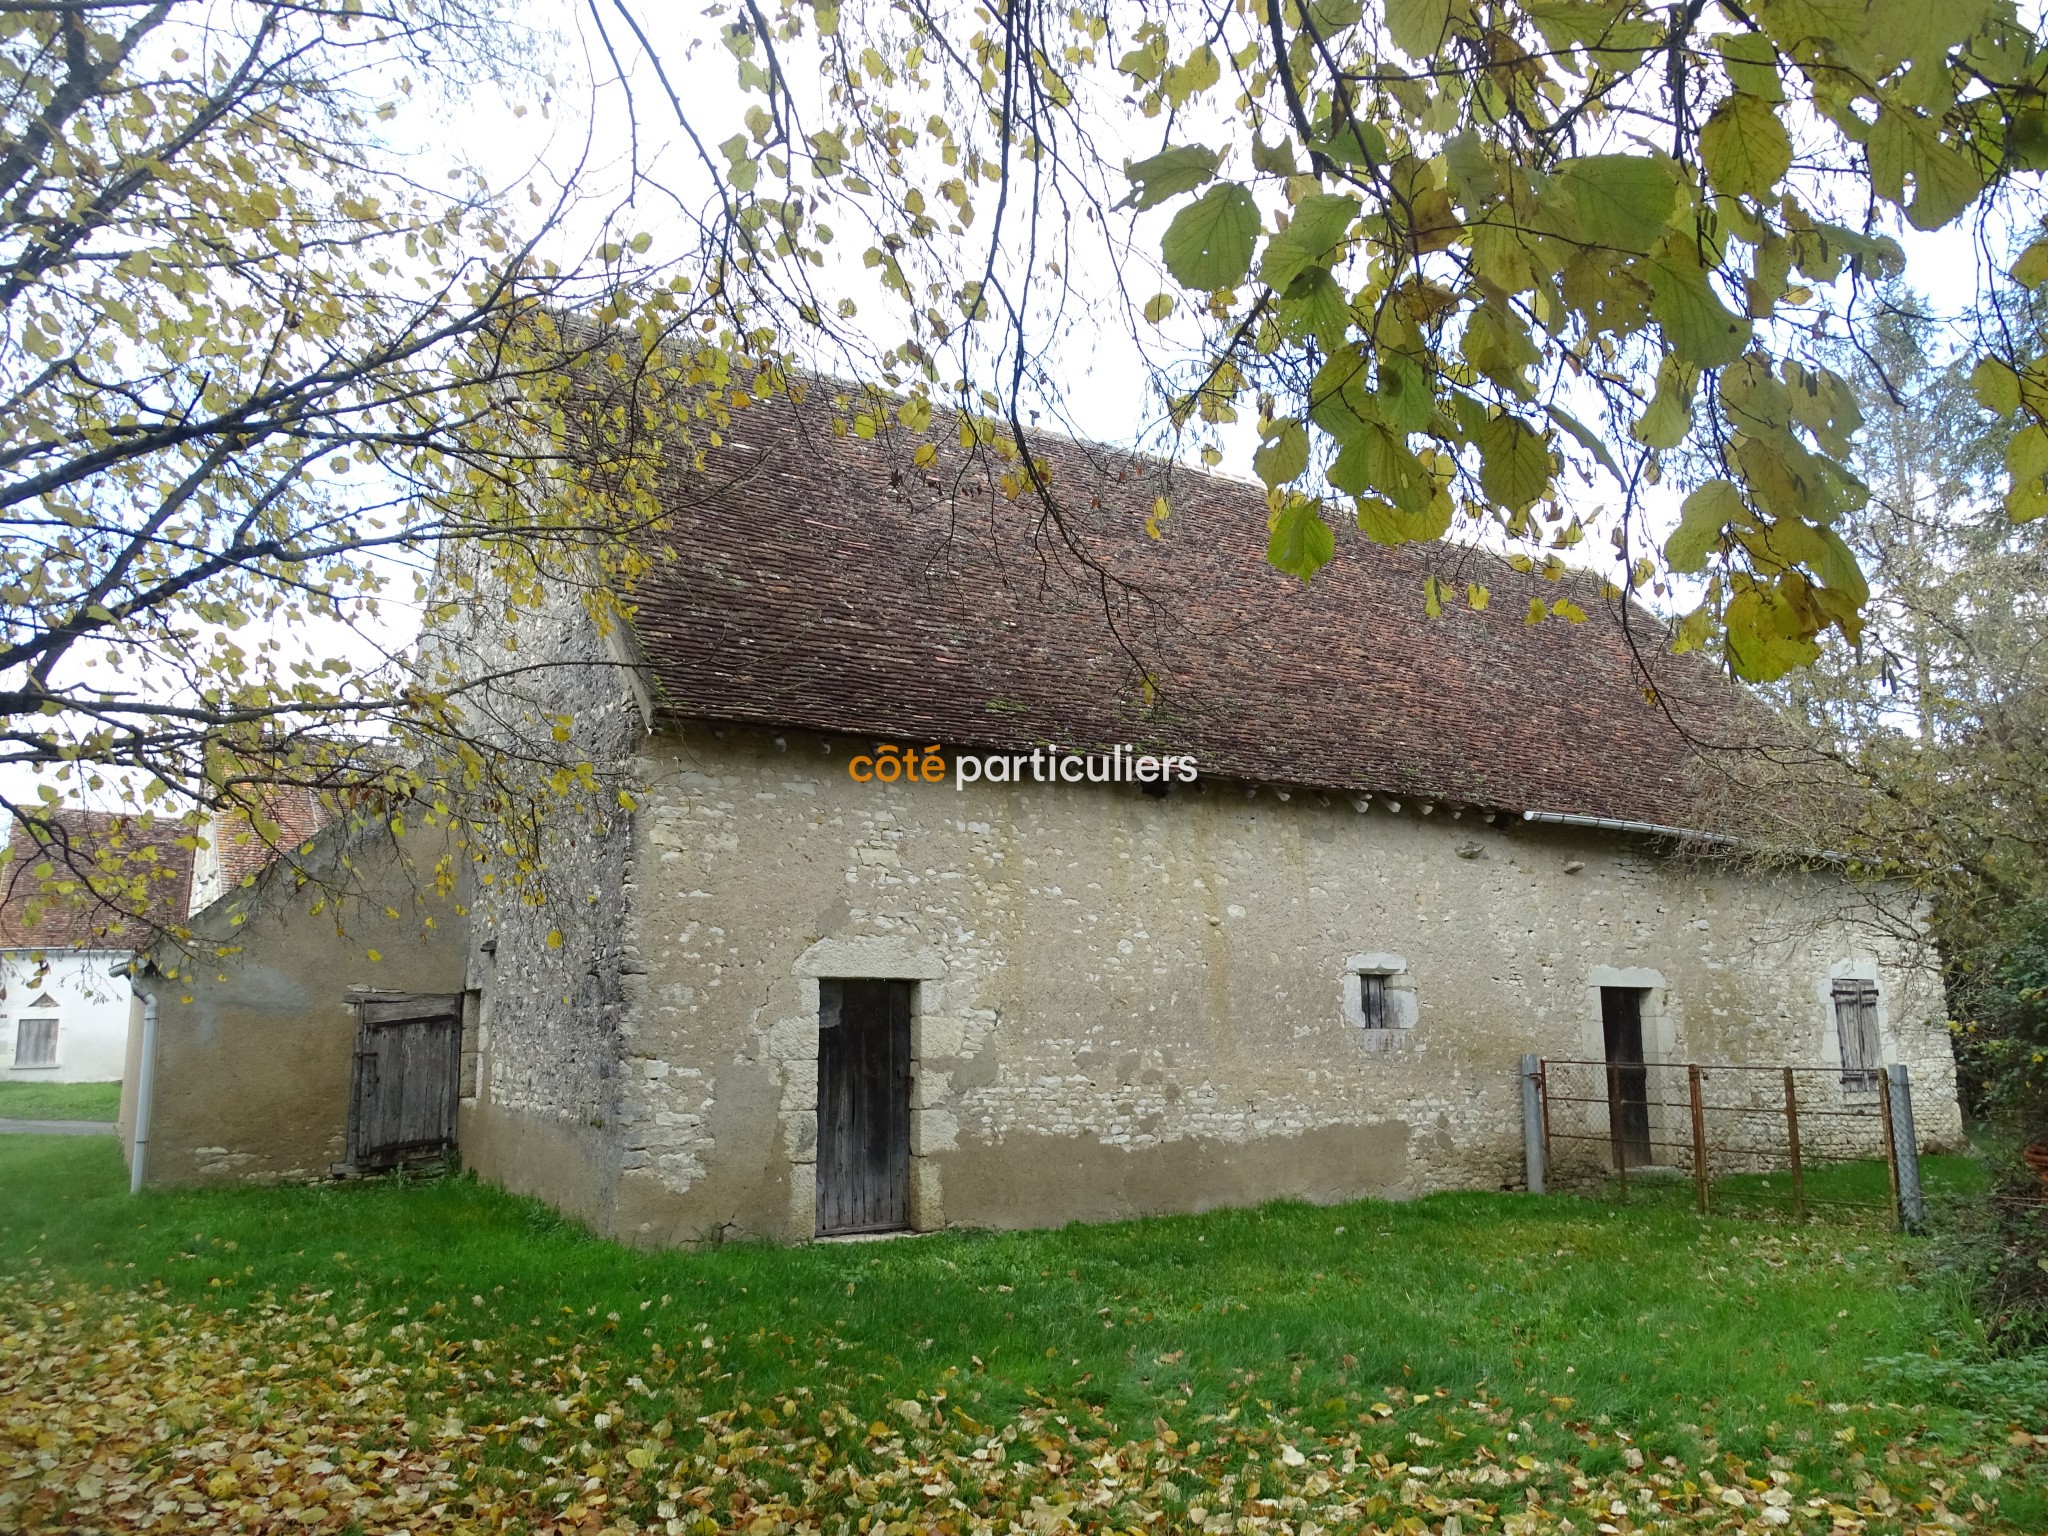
[1878, 1065, 1901, 1221]
[1782, 1067, 1805, 1220]
[1688, 1064, 1709, 1215]
[1886, 1064, 1925, 1232]
[1607, 1060, 1628, 1198]
[1521, 1053, 1547, 1195]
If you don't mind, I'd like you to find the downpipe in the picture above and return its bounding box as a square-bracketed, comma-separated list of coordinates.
[129, 987, 158, 1195]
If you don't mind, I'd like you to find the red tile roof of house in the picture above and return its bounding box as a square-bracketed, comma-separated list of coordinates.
[0, 809, 195, 951]
[206, 788, 328, 904]
[627, 385, 1755, 828]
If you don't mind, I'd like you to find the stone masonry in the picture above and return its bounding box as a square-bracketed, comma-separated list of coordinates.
[457, 717, 1961, 1247]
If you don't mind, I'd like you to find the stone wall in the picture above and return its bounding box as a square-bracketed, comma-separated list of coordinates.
[449, 570, 650, 1229]
[475, 720, 1960, 1246]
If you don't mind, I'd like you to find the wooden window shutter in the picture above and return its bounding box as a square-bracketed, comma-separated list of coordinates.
[1360, 972, 1389, 1029]
[13, 1017, 57, 1067]
[1831, 981, 1881, 1086]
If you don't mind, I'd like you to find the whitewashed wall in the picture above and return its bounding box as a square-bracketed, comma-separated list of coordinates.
[1, 950, 132, 1084]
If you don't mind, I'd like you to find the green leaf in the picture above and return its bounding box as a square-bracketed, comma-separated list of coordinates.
[1477, 415, 1550, 511]
[1356, 489, 1452, 544]
[1545, 155, 1681, 254]
[1544, 403, 1621, 479]
[1307, 344, 1378, 442]
[1700, 93, 1792, 198]
[1266, 492, 1335, 581]
[1117, 34, 1165, 82]
[1161, 182, 1260, 290]
[1251, 135, 1298, 176]
[1461, 302, 1541, 397]
[1385, 0, 1451, 57]
[2010, 238, 2048, 288]
[2008, 478, 2048, 523]
[1868, 108, 1983, 230]
[1306, 0, 1366, 30]
[1724, 584, 1820, 682]
[1163, 45, 1221, 108]
[1970, 355, 2021, 414]
[1667, 480, 1743, 573]
[1562, 248, 1654, 336]
[1734, 431, 1823, 521]
[1376, 351, 1435, 433]
[1715, 33, 1785, 102]
[1670, 604, 1714, 655]
[1631, 354, 1699, 449]
[1782, 361, 1862, 457]
[1121, 145, 1222, 212]
[1646, 256, 1752, 368]
[1260, 192, 1360, 289]
[1330, 423, 1432, 512]
[1443, 130, 1499, 212]
[1278, 268, 1353, 350]
[1142, 292, 1177, 324]
[2005, 422, 2048, 486]
[1719, 353, 1792, 436]
[1310, 117, 1387, 169]
[1813, 525, 1869, 605]
[719, 134, 760, 193]
[1253, 420, 1310, 487]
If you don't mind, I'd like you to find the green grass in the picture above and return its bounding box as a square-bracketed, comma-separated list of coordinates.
[3, 1133, 2043, 1533]
[1587, 1151, 1991, 1217]
[0, 1078, 119, 1120]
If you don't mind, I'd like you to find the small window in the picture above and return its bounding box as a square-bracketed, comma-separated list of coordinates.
[1359, 972, 1390, 1029]
[1343, 953, 1410, 1040]
[13, 1016, 58, 1068]
[1832, 980, 1881, 1088]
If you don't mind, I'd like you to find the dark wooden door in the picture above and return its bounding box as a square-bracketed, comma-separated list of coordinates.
[347, 992, 463, 1171]
[1600, 986, 1653, 1167]
[815, 978, 911, 1235]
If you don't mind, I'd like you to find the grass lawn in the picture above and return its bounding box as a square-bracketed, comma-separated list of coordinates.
[1, 1134, 2042, 1536]
[0, 1078, 120, 1120]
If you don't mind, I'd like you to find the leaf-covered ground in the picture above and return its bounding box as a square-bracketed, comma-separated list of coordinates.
[2, 1136, 2042, 1535]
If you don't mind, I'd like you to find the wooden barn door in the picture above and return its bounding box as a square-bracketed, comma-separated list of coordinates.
[815, 978, 911, 1235]
[1600, 986, 1654, 1167]
[347, 992, 464, 1171]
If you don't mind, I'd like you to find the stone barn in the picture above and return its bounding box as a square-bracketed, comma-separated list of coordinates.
[431, 388, 1963, 1247]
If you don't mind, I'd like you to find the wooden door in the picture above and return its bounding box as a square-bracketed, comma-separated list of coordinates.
[347, 992, 464, 1171]
[815, 978, 911, 1235]
[1600, 986, 1653, 1167]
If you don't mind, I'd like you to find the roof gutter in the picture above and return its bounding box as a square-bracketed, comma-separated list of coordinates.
[1521, 809, 1739, 847]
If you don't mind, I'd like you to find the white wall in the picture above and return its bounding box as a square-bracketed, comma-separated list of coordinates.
[1, 950, 133, 1083]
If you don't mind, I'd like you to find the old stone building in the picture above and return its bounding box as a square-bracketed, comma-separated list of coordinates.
[436, 387, 1963, 1246]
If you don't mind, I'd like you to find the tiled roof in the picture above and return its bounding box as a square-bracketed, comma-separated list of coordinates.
[0, 809, 195, 951]
[627, 385, 1752, 827]
[188, 788, 330, 918]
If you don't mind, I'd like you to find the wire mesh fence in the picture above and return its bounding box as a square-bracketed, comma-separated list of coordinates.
[1534, 1058, 1914, 1221]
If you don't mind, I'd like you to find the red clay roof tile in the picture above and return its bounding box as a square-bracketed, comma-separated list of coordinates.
[627, 386, 1749, 827]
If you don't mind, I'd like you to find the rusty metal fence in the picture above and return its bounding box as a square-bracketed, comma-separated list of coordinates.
[1520, 1055, 1926, 1226]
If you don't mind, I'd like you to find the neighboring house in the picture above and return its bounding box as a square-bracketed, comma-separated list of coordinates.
[117, 815, 468, 1187]
[182, 786, 327, 917]
[0, 810, 194, 1084]
[117, 384, 1966, 1240]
